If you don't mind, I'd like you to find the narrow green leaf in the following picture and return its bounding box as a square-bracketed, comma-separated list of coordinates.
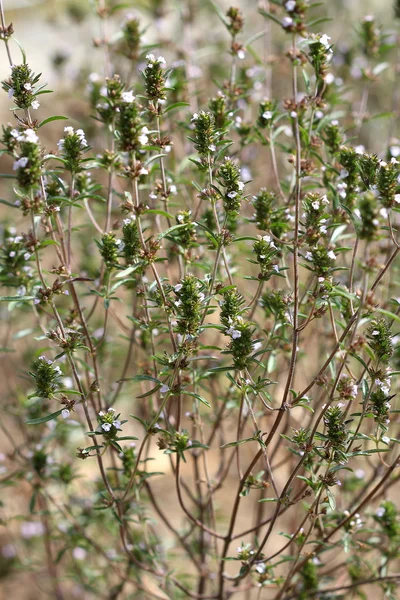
[26, 409, 64, 425]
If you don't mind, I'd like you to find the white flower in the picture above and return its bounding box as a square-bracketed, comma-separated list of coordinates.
[157, 56, 166, 64]
[160, 384, 170, 394]
[121, 91, 135, 103]
[262, 110, 273, 120]
[226, 327, 241, 339]
[146, 53, 155, 61]
[174, 283, 183, 292]
[354, 145, 365, 155]
[170, 184, 177, 195]
[72, 547, 87, 560]
[382, 436, 390, 444]
[305, 251, 313, 261]
[311, 200, 320, 210]
[324, 73, 335, 85]
[371, 330, 379, 336]
[8, 87, 14, 98]
[18, 128, 38, 144]
[138, 133, 149, 145]
[191, 113, 199, 121]
[390, 145, 400, 157]
[395, 194, 400, 204]
[31, 100, 40, 110]
[208, 144, 216, 152]
[227, 191, 237, 198]
[319, 34, 331, 49]
[101, 423, 112, 432]
[64, 126, 74, 136]
[285, 1, 296, 11]
[321, 195, 329, 205]
[376, 507, 386, 517]
[327, 250, 336, 260]
[237, 50, 245, 60]
[89, 72, 100, 83]
[355, 469, 365, 479]
[237, 181, 245, 190]
[177, 214, 184, 222]
[21, 522, 45, 538]
[61, 409, 70, 419]
[320, 226, 327, 234]
[13, 157, 29, 170]
[139, 167, 148, 176]
[107, 407, 116, 413]
[290, 111, 297, 118]
[112, 420, 121, 429]
[282, 16, 293, 28]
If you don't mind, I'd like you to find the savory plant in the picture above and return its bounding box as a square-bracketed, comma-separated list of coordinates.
[1, 0, 400, 598]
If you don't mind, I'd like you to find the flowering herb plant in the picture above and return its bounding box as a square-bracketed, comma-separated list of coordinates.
[1, 1, 400, 599]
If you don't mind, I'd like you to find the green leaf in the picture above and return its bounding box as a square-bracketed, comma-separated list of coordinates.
[164, 102, 190, 114]
[157, 223, 188, 240]
[26, 409, 64, 425]
[38, 115, 68, 128]
[326, 488, 336, 511]
[181, 391, 211, 408]
[221, 436, 256, 449]
[0, 295, 34, 302]
[0, 198, 19, 208]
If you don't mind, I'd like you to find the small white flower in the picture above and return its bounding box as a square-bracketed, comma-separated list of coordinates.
[138, 133, 149, 145]
[371, 330, 379, 336]
[170, 184, 177, 195]
[72, 547, 87, 560]
[319, 34, 331, 49]
[208, 144, 216, 152]
[381, 436, 390, 444]
[311, 200, 320, 210]
[121, 91, 135, 103]
[177, 214, 184, 222]
[191, 113, 199, 121]
[376, 507, 386, 517]
[282, 16, 293, 28]
[13, 157, 29, 170]
[390, 145, 400, 157]
[112, 420, 121, 429]
[320, 226, 327, 234]
[101, 423, 112, 432]
[226, 327, 241, 339]
[160, 384, 170, 394]
[237, 50, 245, 60]
[146, 53, 155, 61]
[285, 0, 296, 11]
[262, 110, 273, 120]
[62, 409, 70, 419]
[321, 195, 329, 205]
[354, 145, 365, 155]
[227, 191, 237, 198]
[157, 56, 166, 64]
[290, 111, 297, 118]
[395, 194, 400, 204]
[305, 251, 313, 261]
[327, 250, 336, 260]
[24, 83, 32, 91]
[174, 283, 183, 292]
[8, 87, 14, 98]
[139, 167, 148, 176]
[31, 100, 40, 110]
[355, 469, 365, 479]
[237, 181, 245, 191]
[324, 73, 335, 85]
